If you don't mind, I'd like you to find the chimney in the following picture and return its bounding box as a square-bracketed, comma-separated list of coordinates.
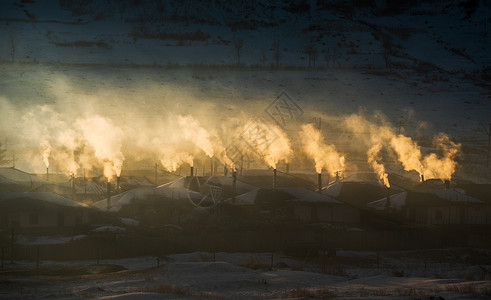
[444, 179, 450, 190]
[46, 167, 49, 182]
[421, 174, 425, 182]
[106, 181, 111, 209]
[116, 176, 121, 193]
[318, 173, 322, 194]
[386, 187, 391, 212]
[232, 171, 237, 203]
[273, 168, 277, 190]
[210, 158, 214, 176]
[224, 166, 228, 176]
[286, 163, 290, 174]
[71, 173, 75, 197]
[190, 166, 194, 177]
[335, 171, 339, 182]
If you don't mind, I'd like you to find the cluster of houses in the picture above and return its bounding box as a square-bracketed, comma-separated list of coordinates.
[0, 166, 490, 253]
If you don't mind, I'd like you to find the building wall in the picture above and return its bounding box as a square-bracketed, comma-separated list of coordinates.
[406, 205, 491, 225]
[2, 209, 88, 229]
[293, 204, 360, 223]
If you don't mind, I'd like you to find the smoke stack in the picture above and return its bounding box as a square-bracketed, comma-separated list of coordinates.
[232, 171, 237, 203]
[71, 173, 75, 197]
[106, 181, 111, 209]
[444, 179, 450, 190]
[224, 166, 228, 176]
[116, 176, 121, 193]
[210, 158, 214, 176]
[421, 174, 425, 182]
[335, 171, 339, 182]
[273, 168, 277, 190]
[190, 166, 194, 177]
[46, 167, 49, 182]
[318, 173, 322, 194]
[386, 187, 391, 212]
[286, 163, 290, 174]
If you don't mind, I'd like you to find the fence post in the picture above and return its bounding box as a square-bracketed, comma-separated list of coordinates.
[10, 227, 14, 264]
[36, 246, 40, 269]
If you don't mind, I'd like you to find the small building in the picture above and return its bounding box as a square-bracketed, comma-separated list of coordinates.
[231, 187, 360, 224]
[368, 190, 491, 225]
[0, 192, 91, 233]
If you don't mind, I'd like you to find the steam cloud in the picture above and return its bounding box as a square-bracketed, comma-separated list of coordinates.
[240, 120, 292, 169]
[300, 123, 345, 175]
[76, 115, 125, 181]
[346, 113, 461, 184]
[1, 77, 461, 186]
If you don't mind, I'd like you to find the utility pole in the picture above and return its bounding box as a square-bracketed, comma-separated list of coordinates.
[314, 117, 322, 130]
[84, 168, 87, 201]
[154, 163, 158, 186]
[487, 123, 491, 167]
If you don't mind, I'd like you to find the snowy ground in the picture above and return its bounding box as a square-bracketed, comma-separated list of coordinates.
[1, 250, 490, 299]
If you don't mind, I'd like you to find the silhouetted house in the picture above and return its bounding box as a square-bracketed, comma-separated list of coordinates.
[0, 192, 90, 233]
[231, 187, 360, 223]
[368, 190, 490, 225]
[31, 178, 106, 203]
[93, 176, 257, 213]
[324, 180, 405, 209]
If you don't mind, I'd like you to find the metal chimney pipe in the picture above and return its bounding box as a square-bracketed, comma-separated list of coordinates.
[106, 181, 111, 209]
[421, 174, 425, 182]
[386, 187, 391, 212]
[71, 173, 75, 196]
[232, 171, 237, 203]
[116, 176, 121, 193]
[190, 166, 194, 177]
[318, 173, 322, 194]
[444, 179, 450, 190]
[335, 171, 339, 182]
[210, 158, 214, 176]
[273, 168, 277, 190]
[286, 163, 290, 174]
[46, 167, 49, 182]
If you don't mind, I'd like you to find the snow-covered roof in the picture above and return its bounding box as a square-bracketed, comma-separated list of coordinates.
[230, 189, 260, 205]
[92, 225, 126, 233]
[368, 189, 483, 211]
[323, 180, 404, 199]
[424, 189, 483, 204]
[229, 187, 343, 206]
[0, 192, 87, 207]
[368, 192, 408, 211]
[49, 180, 107, 196]
[92, 178, 206, 212]
[16, 235, 86, 245]
[279, 187, 342, 204]
[0, 175, 19, 185]
[0, 167, 45, 184]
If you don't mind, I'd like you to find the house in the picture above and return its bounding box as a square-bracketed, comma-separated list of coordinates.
[229, 187, 360, 224]
[0, 192, 91, 233]
[92, 175, 258, 212]
[31, 177, 107, 203]
[323, 180, 405, 209]
[367, 189, 491, 225]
